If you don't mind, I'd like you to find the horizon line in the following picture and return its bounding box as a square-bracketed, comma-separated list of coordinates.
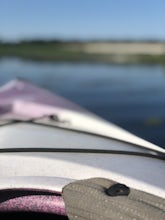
[1, 37, 165, 44]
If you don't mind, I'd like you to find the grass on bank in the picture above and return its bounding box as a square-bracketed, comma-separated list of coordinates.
[0, 41, 165, 64]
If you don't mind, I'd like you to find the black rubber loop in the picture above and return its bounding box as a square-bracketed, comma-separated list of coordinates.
[106, 183, 130, 196]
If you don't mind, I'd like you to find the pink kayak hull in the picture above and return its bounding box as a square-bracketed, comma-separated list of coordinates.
[0, 78, 86, 119]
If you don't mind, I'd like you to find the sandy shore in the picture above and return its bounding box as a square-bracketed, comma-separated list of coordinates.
[82, 42, 165, 55]
[0, 41, 165, 64]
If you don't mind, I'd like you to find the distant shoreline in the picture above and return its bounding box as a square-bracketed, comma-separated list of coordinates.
[0, 41, 165, 64]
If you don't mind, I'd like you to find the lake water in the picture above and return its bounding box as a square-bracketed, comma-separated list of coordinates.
[0, 58, 165, 148]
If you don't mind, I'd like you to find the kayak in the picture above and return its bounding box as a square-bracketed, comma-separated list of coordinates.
[0, 78, 164, 220]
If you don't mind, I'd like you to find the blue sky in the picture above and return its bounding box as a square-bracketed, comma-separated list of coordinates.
[0, 0, 165, 41]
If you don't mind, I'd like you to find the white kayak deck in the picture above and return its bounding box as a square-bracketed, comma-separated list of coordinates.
[0, 79, 164, 199]
[0, 122, 164, 198]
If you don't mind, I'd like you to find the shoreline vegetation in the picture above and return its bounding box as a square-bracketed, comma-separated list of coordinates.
[0, 40, 165, 64]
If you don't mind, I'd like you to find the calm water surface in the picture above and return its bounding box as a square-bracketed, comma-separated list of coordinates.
[0, 58, 165, 148]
